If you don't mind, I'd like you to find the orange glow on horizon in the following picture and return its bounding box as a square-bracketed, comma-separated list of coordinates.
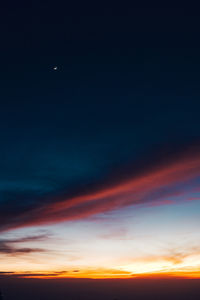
[3, 263, 200, 279]
[7, 269, 200, 280]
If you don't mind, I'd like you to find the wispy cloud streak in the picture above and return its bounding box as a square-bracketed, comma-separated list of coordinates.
[0, 234, 48, 255]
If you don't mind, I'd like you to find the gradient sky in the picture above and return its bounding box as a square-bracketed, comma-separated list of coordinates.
[1, 3, 200, 280]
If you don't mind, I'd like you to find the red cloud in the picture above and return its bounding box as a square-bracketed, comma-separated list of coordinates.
[1, 147, 200, 232]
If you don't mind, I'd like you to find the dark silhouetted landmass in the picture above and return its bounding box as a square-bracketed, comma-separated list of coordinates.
[1, 278, 200, 300]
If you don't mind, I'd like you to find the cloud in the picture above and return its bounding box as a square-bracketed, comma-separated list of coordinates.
[0, 234, 48, 255]
[164, 245, 200, 265]
[1, 234, 49, 244]
[1, 145, 200, 232]
[0, 272, 63, 278]
[0, 270, 69, 279]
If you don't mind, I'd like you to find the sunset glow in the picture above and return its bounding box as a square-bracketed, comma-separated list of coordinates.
[1, 163, 200, 279]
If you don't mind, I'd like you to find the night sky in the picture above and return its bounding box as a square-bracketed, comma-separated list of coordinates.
[1, 3, 200, 299]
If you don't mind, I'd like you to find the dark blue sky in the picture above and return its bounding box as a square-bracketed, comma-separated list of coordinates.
[1, 3, 200, 223]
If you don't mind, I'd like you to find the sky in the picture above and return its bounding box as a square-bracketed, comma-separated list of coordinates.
[1, 3, 200, 288]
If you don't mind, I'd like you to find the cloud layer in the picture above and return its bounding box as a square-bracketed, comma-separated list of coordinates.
[1, 145, 200, 232]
